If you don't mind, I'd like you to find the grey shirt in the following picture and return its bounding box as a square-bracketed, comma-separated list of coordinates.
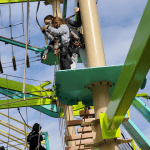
[43, 31, 54, 41]
[47, 24, 70, 44]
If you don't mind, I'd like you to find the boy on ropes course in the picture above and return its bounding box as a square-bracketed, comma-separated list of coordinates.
[41, 16, 72, 70]
[27, 123, 46, 150]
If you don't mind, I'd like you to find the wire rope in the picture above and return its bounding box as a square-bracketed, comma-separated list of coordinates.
[0, 9, 5, 36]
[0, 23, 23, 30]
[0, 72, 48, 82]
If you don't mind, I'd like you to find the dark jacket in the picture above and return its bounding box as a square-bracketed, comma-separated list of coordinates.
[27, 123, 45, 150]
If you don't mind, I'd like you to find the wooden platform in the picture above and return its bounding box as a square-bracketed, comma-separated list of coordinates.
[66, 133, 93, 141]
[77, 127, 92, 133]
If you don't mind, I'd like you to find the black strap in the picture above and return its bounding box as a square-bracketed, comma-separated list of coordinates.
[36, 0, 41, 27]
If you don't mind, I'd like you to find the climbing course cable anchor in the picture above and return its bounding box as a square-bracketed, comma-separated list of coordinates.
[12, 56, 17, 71]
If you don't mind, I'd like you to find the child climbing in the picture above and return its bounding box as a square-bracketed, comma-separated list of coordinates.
[41, 16, 72, 70]
[27, 123, 46, 150]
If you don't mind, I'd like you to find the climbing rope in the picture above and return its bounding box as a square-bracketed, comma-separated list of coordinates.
[38, 81, 42, 150]
[6, 75, 10, 150]
[22, 0, 30, 139]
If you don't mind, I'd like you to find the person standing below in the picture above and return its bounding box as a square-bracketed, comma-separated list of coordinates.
[27, 123, 46, 150]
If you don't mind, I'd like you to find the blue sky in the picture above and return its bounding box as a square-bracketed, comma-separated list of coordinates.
[0, 0, 150, 149]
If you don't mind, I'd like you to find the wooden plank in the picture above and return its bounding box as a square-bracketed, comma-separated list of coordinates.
[65, 145, 91, 150]
[67, 118, 95, 126]
[79, 109, 95, 117]
[66, 133, 93, 141]
[77, 127, 92, 133]
[76, 139, 93, 145]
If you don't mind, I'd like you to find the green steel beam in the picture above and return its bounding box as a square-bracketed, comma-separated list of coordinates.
[122, 117, 150, 150]
[0, 77, 53, 97]
[106, 0, 150, 131]
[132, 97, 150, 123]
[0, 36, 47, 53]
[0, 97, 55, 109]
[62, 0, 68, 19]
[0, 87, 60, 118]
[0, 0, 43, 4]
[136, 93, 149, 99]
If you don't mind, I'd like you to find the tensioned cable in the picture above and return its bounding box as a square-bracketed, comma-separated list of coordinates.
[0, 9, 5, 36]
[38, 81, 42, 150]
[12, 35, 24, 39]
[23, 0, 31, 136]
[2, 58, 41, 68]
[2, 55, 40, 64]
[0, 73, 48, 82]
[0, 23, 23, 29]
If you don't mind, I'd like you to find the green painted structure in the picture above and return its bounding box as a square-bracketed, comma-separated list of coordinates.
[122, 117, 150, 150]
[106, 0, 150, 132]
[132, 97, 150, 123]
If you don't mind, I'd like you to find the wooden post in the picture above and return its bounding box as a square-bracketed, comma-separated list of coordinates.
[79, 0, 118, 149]
[64, 105, 76, 147]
